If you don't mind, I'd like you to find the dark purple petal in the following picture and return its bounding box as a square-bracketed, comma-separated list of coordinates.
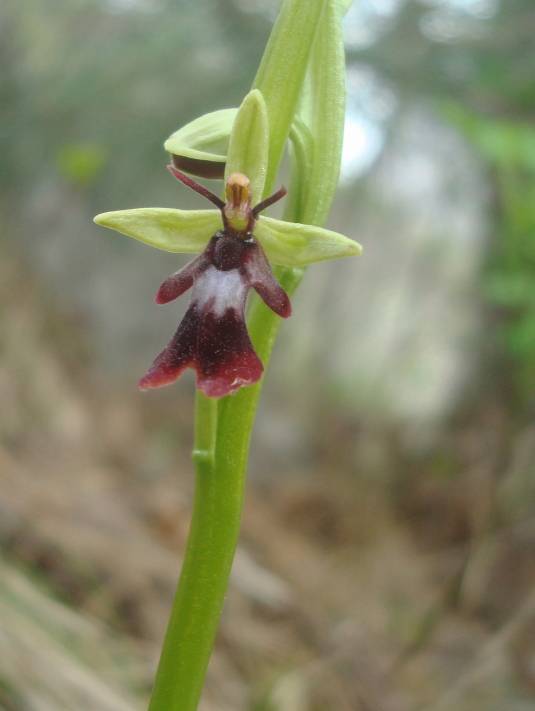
[243, 241, 292, 318]
[155, 252, 210, 305]
[138, 302, 199, 389]
[195, 306, 263, 398]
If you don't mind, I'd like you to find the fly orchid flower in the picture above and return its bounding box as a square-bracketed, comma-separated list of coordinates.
[143, 168, 290, 398]
[94, 166, 361, 398]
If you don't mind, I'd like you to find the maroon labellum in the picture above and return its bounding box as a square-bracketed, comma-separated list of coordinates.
[139, 169, 291, 398]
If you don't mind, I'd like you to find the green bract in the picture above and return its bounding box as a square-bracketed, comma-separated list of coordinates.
[285, 0, 346, 226]
[252, 0, 328, 196]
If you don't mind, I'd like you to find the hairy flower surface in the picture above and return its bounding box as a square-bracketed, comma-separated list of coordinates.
[95, 167, 361, 397]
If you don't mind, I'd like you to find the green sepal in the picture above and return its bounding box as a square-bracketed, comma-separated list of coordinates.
[225, 90, 269, 206]
[255, 215, 362, 266]
[94, 208, 221, 253]
[164, 109, 237, 178]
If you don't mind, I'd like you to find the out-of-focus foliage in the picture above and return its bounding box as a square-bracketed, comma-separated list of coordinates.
[357, 0, 535, 120]
[353, 0, 535, 408]
[446, 108, 535, 404]
[0, 0, 269, 209]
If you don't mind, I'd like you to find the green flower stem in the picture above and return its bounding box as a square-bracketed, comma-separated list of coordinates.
[193, 391, 217, 474]
[147, 0, 348, 707]
[147, 391, 220, 711]
[147, 270, 303, 711]
[147, 270, 304, 711]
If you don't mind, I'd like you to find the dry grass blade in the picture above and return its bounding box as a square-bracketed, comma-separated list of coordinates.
[0, 557, 146, 711]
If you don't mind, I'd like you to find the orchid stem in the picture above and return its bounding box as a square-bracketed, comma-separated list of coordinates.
[147, 0, 343, 705]
[147, 391, 232, 711]
[193, 391, 217, 474]
[147, 270, 303, 711]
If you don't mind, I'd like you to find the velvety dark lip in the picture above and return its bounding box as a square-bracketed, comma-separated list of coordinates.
[139, 231, 291, 397]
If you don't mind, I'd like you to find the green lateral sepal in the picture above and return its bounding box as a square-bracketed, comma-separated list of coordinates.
[255, 215, 362, 266]
[94, 208, 221, 253]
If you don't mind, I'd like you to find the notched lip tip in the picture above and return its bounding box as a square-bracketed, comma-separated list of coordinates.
[138, 382, 161, 391]
[138, 376, 166, 390]
[197, 371, 264, 399]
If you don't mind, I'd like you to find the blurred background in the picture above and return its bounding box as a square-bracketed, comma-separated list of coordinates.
[1, 0, 535, 709]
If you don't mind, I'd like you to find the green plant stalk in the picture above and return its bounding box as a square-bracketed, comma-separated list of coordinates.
[147, 389, 234, 711]
[147, 270, 304, 711]
[147, 0, 346, 708]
